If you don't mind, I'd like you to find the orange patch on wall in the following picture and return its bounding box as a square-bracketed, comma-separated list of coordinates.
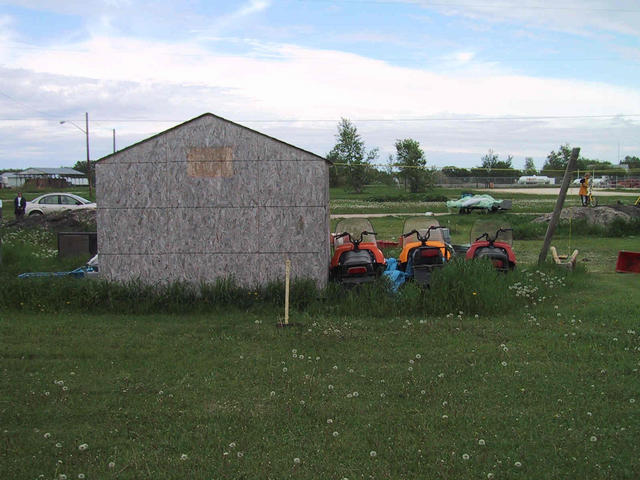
[187, 147, 234, 178]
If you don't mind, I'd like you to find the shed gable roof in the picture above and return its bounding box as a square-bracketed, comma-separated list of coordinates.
[96, 113, 330, 164]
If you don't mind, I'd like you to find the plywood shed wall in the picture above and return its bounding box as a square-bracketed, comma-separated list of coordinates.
[96, 113, 330, 287]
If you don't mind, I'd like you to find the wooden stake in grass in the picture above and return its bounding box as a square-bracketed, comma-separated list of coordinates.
[538, 147, 579, 265]
[284, 259, 290, 325]
[277, 259, 295, 328]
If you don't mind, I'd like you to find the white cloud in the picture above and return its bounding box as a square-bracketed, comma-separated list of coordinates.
[1, 29, 639, 168]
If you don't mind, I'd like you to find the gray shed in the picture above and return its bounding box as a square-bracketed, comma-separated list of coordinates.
[95, 113, 330, 287]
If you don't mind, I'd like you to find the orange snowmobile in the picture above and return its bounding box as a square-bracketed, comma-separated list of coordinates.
[398, 217, 452, 287]
[330, 218, 386, 285]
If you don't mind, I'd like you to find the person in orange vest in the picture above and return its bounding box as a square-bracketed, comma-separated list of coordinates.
[578, 173, 590, 206]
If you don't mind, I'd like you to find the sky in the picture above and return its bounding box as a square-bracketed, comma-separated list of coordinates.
[1, 0, 640, 171]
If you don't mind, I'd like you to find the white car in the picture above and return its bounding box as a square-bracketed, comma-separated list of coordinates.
[25, 193, 96, 216]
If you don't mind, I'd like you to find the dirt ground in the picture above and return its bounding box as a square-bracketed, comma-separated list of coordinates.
[1, 209, 97, 231]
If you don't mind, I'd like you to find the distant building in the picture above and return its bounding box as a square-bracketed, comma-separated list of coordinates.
[96, 113, 331, 288]
[2, 168, 89, 188]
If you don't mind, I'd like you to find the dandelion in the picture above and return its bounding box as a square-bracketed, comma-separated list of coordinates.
[282, 367, 288, 373]
[630, 398, 636, 404]
[78, 443, 88, 451]
[514, 461, 522, 467]
[409, 359, 415, 364]
[59, 475, 67, 480]
[78, 474, 85, 479]
[270, 391, 275, 397]
[237, 452, 244, 458]
[44, 432, 51, 439]
[62, 386, 69, 391]
[487, 473, 494, 479]
[328, 384, 334, 390]
[229, 442, 236, 448]
[416, 354, 421, 359]
[370, 450, 377, 457]
[293, 457, 301, 464]
[292, 349, 297, 354]
[108, 462, 115, 469]
[333, 431, 339, 437]
[590, 436, 597, 442]
[501, 361, 508, 367]
[478, 439, 485, 445]
[180, 453, 188, 461]
[55, 442, 62, 448]
[442, 414, 448, 419]
[333, 365, 338, 370]
[346, 393, 353, 398]
[462, 453, 470, 460]
[421, 390, 426, 395]
[353, 391, 359, 397]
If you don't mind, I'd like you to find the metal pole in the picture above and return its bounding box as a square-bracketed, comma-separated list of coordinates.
[85, 112, 92, 198]
[538, 147, 580, 265]
[113, 128, 116, 153]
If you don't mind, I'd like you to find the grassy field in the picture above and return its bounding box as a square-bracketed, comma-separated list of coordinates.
[2, 273, 639, 479]
[1, 184, 640, 478]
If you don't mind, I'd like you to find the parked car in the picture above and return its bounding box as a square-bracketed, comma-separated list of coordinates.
[25, 193, 96, 216]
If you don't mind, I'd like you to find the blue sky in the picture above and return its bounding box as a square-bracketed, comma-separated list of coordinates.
[1, 0, 640, 170]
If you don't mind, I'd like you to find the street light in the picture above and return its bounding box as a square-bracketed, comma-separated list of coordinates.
[60, 112, 92, 197]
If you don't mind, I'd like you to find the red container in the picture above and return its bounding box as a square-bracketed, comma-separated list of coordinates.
[615, 251, 640, 273]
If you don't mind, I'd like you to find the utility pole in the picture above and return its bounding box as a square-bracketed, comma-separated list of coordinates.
[85, 112, 92, 198]
[538, 147, 580, 265]
[113, 128, 116, 153]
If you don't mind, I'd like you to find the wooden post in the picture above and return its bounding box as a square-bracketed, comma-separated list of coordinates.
[538, 147, 580, 265]
[284, 259, 291, 325]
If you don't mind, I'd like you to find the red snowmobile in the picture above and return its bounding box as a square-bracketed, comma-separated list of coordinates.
[465, 221, 516, 271]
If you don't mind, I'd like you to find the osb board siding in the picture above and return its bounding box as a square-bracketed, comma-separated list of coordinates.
[98, 206, 326, 255]
[98, 114, 329, 287]
[101, 252, 327, 287]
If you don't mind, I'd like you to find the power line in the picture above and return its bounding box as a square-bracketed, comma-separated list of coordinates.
[1, 114, 639, 123]
[297, 0, 640, 13]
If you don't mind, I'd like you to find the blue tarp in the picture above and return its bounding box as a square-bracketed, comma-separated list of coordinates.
[382, 257, 411, 292]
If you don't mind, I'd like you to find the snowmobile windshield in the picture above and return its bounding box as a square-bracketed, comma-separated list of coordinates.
[402, 217, 444, 243]
[470, 220, 513, 246]
[334, 218, 377, 246]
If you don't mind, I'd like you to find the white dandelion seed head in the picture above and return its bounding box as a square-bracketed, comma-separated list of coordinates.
[180, 453, 188, 461]
[514, 461, 522, 467]
[108, 462, 115, 469]
[462, 453, 470, 460]
[421, 390, 426, 395]
[78, 443, 88, 451]
[292, 349, 297, 354]
[353, 391, 359, 397]
[333, 365, 338, 370]
[59, 475, 67, 480]
[78, 474, 85, 479]
[55, 442, 62, 448]
[229, 442, 236, 448]
[237, 452, 244, 458]
[409, 359, 415, 364]
[270, 391, 275, 397]
[327, 418, 333, 424]
[487, 473, 494, 479]
[333, 431, 339, 437]
[282, 367, 288, 373]
[408, 366, 413, 371]
[501, 361, 507, 367]
[293, 457, 301, 464]
[370, 450, 377, 457]
[590, 436, 597, 442]
[478, 439, 486, 446]
[328, 384, 334, 390]
[415, 354, 421, 359]
[44, 432, 51, 439]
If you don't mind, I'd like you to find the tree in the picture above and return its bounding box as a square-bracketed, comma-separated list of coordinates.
[393, 138, 428, 192]
[326, 118, 378, 193]
[72, 160, 95, 186]
[620, 156, 640, 170]
[441, 166, 470, 177]
[523, 157, 537, 175]
[542, 144, 573, 174]
[477, 150, 518, 177]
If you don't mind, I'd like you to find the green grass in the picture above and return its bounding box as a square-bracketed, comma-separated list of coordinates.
[2, 272, 639, 479]
[2, 184, 639, 478]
